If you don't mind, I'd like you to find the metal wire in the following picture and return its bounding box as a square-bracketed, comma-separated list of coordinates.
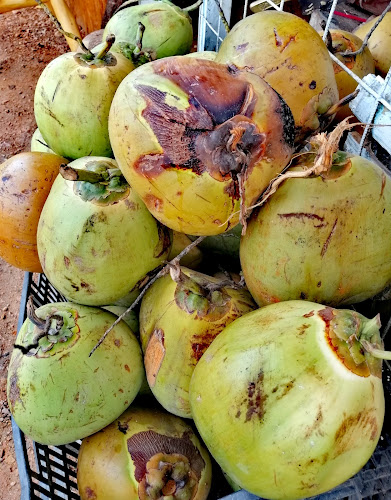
[321, 0, 339, 43]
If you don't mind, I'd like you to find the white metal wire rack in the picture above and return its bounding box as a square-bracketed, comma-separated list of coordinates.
[197, 0, 391, 162]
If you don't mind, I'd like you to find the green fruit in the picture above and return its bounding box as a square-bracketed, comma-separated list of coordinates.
[240, 151, 391, 306]
[37, 157, 171, 306]
[190, 300, 385, 499]
[140, 267, 256, 417]
[30, 128, 54, 154]
[216, 11, 339, 142]
[103, 1, 193, 61]
[77, 406, 212, 500]
[168, 231, 203, 269]
[7, 302, 143, 445]
[102, 305, 139, 337]
[34, 47, 134, 160]
[109, 56, 294, 235]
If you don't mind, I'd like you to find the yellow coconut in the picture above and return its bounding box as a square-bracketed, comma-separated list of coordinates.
[354, 13, 391, 77]
[324, 29, 375, 121]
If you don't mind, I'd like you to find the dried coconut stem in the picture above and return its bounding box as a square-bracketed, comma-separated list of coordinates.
[340, 2, 391, 57]
[34, 0, 93, 56]
[183, 0, 204, 12]
[212, 0, 230, 33]
[223, 118, 364, 235]
[89, 235, 206, 356]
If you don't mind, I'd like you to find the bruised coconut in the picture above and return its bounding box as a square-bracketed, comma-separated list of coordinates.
[77, 406, 212, 500]
[215, 11, 339, 142]
[7, 301, 143, 445]
[189, 300, 386, 499]
[109, 56, 295, 235]
[240, 123, 391, 307]
[139, 266, 256, 417]
[37, 157, 171, 306]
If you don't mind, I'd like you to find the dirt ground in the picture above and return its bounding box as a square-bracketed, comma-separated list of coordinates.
[0, 7, 69, 499]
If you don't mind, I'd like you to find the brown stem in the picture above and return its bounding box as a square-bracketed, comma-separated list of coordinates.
[212, 0, 230, 33]
[340, 2, 391, 57]
[323, 88, 360, 117]
[60, 164, 109, 183]
[15, 297, 64, 354]
[34, 0, 93, 57]
[133, 22, 145, 56]
[96, 34, 116, 60]
[89, 236, 206, 356]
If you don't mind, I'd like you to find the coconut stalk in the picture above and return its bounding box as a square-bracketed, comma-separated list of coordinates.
[90, 236, 206, 356]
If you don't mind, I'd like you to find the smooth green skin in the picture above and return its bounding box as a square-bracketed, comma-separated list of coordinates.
[240, 155, 391, 306]
[77, 406, 212, 500]
[103, 305, 139, 336]
[196, 224, 242, 261]
[7, 303, 143, 446]
[30, 128, 54, 154]
[34, 51, 134, 160]
[189, 300, 385, 499]
[37, 157, 171, 306]
[140, 268, 256, 417]
[103, 1, 193, 60]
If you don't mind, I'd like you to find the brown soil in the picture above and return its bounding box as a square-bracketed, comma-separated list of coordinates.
[0, 7, 69, 499]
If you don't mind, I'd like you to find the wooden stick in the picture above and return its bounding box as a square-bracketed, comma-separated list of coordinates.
[49, 0, 81, 52]
[0, 0, 49, 13]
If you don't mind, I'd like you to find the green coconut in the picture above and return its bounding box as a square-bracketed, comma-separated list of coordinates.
[37, 157, 172, 306]
[34, 40, 134, 160]
[77, 406, 212, 500]
[7, 302, 143, 445]
[139, 267, 256, 417]
[190, 300, 386, 499]
[103, 0, 193, 62]
[240, 141, 391, 307]
[30, 128, 54, 154]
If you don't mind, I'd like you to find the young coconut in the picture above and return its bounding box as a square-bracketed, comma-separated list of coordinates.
[354, 12, 391, 77]
[77, 406, 212, 500]
[139, 266, 256, 417]
[34, 35, 135, 160]
[7, 300, 143, 446]
[102, 0, 193, 62]
[240, 122, 391, 307]
[109, 56, 295, 236]
[37, 157, 172, 306]
[0, 152, 68, 273]
[189, 300, 387, 499]
[323, 29, 375, 121]
[215, 11, 339, 143]
[30, 128, 54, 154]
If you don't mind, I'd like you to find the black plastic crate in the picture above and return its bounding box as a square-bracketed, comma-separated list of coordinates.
[11, 272, 391, 499]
